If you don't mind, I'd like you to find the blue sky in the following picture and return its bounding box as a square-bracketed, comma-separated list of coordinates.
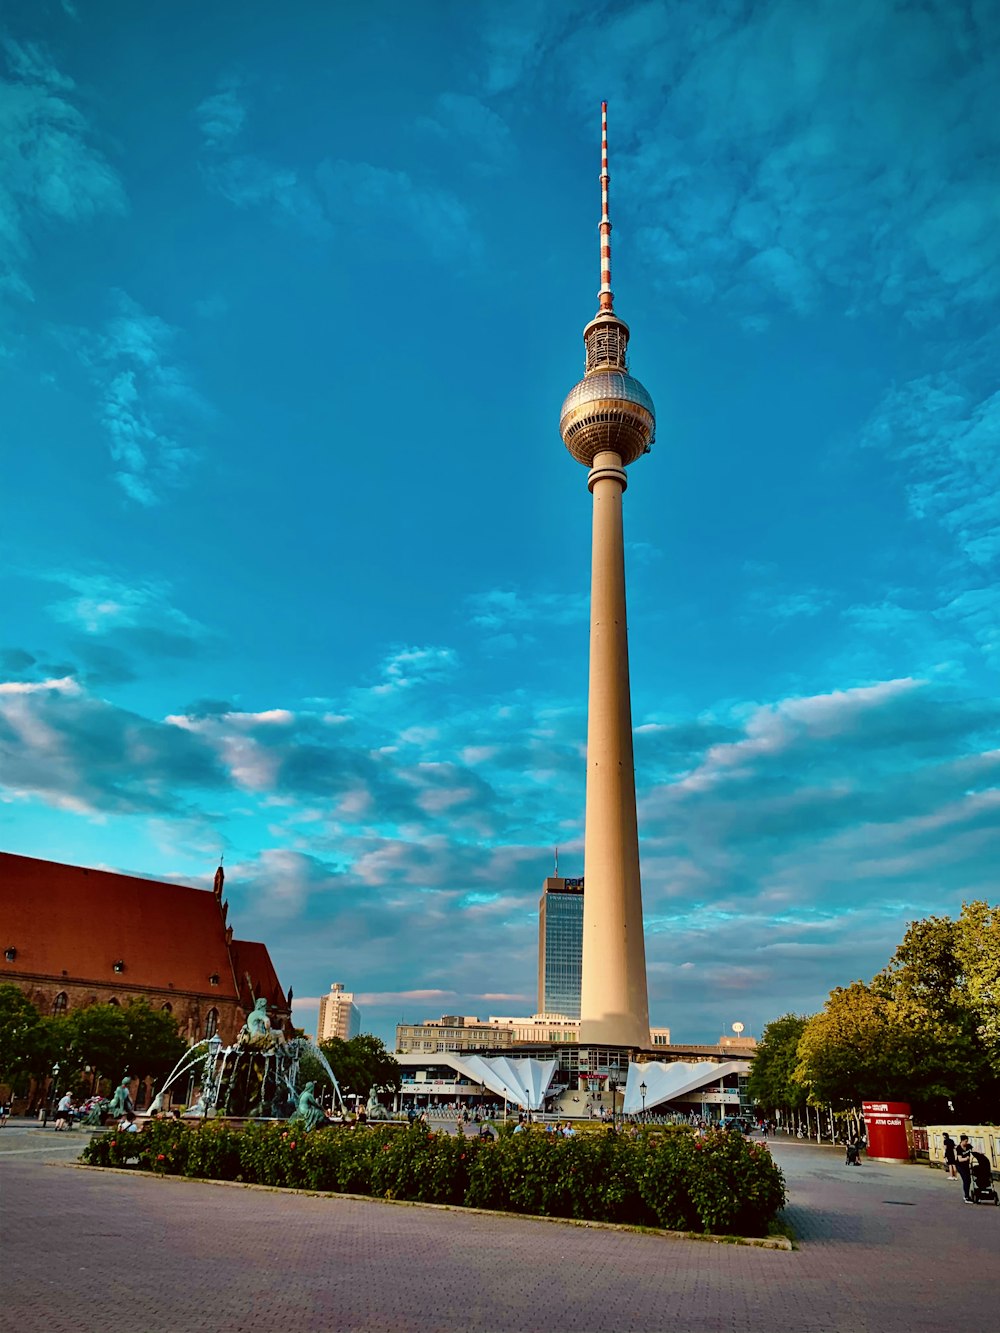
[2, 0, 998, 1046]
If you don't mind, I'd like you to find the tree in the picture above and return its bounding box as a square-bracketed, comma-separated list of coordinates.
[795, 974, 994, 1120]
[877, 913, 994, 1116]
[318, 1034, 401, 1100]
[40, 1000, 187, 1093]
[119, 1001, 186, 1082]
[62, 1004, 130, 1085]
[795, 983, 903, 1109]
[746, 1013, 809, 1114]
[0, 985, 46, 1091]
[954, 900, 1000, 1069]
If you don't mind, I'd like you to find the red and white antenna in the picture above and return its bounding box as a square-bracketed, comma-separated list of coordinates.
[599, 100, 614, 313]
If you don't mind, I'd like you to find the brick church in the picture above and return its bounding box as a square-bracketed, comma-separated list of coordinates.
[0, 852, 292, 1045]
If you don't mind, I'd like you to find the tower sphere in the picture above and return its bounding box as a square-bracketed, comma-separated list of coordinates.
[560, 367, 656, 468]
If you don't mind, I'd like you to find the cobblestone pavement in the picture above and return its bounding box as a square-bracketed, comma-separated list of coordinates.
[2, 1123, 998, 1332]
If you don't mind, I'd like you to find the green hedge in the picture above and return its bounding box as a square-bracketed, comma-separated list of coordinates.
[80, 1122, 785, 1236]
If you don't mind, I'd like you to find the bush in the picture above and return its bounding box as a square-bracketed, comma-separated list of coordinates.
[80, 1120, 785, 1236]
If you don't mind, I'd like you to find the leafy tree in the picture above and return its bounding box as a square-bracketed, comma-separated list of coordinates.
[954, 900, 1000, 1069]
[795, 982, 904, 1109]
[63, 1004, 130, 1083]
[796, 972, 995, 1120]
[746, 1013, 809, 1114]
[318, 1034, 401, 1100]
[39, 1000, 186, 1093]
[877, 914, 994, 1116]
[0, 985, 46, 1091]
[119, 1001, 186, 1082]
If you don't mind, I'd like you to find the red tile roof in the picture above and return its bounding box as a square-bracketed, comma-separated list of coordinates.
[231, 938, 289, 1011]
[0, 852, 238, 999]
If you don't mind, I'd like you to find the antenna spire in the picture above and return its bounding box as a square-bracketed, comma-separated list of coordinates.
[599, 101, 613, 313]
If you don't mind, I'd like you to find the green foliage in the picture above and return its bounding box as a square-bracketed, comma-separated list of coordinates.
[747, 1013, 809, 1113]
[80, 1121, 786, 1237]
[793, 906, 1000, 1118]
[795, 982, 901, 1108]
[684, 1131, 787, 1235]
[955, 900, 1000, 1068]
[34, 999, 187, 1090]
[118, 1001, 187, 1081]
[0, 985, 47, 1090]
[317, 1034, 401, 1099]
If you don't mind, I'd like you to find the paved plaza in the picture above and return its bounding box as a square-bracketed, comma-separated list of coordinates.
[1, 1123, 997, 1332]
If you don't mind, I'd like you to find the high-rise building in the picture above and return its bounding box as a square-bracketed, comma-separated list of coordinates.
[559, 104, 655, 1048]
[537, 876, 584, 1018]
[316, 982, 360, 1043]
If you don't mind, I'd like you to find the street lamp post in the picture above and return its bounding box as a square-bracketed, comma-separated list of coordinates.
[608, 1078, 618, 1129]
[640, 1080, 647, 1121]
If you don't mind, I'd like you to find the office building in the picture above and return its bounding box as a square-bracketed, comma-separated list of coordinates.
[537, 876, 584, 1018]
[316, 982, 361, 1043]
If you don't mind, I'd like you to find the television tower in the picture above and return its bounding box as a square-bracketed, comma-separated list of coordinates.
[559, 102, 654, 1048]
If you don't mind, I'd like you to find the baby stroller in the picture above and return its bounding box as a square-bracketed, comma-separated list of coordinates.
[970, 1152, 999, 1205]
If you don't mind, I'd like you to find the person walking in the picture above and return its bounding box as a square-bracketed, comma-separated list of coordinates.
[955, 1135, 975, 1202]
[942, 1132, 958, 1180]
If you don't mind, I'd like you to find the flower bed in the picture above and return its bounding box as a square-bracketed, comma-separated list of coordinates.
[80, 1122, 785, 1236]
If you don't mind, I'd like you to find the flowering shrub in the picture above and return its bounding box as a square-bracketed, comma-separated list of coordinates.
[80, 1121, 785, 1236]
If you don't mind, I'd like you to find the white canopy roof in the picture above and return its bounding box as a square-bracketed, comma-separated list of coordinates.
[448, 1054, 559, 1111]
[623, 1060, 750, 1115]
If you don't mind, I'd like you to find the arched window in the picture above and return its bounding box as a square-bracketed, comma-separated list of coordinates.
[107, 997, 120, 1006]
[204, 1008, 219, 1039]
[161, 1002, 172, 1013]
[52, 992, 68, 1015]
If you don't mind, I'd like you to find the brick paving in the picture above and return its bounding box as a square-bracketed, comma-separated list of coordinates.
[1, 1124, 998, 1332]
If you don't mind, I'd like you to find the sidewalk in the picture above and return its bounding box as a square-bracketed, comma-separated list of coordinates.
[2, 1132, 997, 1331]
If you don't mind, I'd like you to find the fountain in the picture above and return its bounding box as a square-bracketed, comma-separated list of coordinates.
[149, 998, 345, 1122]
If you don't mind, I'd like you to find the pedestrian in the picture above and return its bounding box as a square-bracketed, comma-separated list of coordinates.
[0, 1100, 10, 1126]
[942, 1132, 957, 1180]
[54, 1093, 74, 1130]
[955, 1135, 975, 1202]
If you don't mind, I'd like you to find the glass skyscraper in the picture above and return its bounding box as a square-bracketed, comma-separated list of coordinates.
[537, 877, 584, 1018]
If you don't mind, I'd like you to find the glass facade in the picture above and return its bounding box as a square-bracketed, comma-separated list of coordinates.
[538, 877, 584, 1019]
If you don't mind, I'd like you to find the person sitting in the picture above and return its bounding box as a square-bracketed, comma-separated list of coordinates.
[119, 1112, 139, 1134]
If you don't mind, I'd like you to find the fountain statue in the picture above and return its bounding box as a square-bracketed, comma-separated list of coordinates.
[106, 1078, 134, 1119]
[367, 1087, 388, 1121]
[292, 1081, 329, 1133]
[147, 1002, 345, 1122]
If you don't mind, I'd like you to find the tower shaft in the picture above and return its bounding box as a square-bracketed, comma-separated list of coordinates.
[579, 449, 649, 1046]
[560, 103, 655, 1051]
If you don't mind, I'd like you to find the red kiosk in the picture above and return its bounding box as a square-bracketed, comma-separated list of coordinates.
[862, 1101, 914, 1161]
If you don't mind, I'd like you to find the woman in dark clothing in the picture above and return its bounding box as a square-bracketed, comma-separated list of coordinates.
[942, 1132, 957, 1179]
[955, 1135, 974, 1202]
